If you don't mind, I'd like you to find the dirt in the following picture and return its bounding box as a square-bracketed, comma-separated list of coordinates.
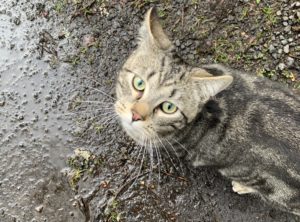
[0, 0, 299, 222]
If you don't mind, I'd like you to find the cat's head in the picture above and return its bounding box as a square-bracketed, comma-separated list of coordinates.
[115, 8, 232, 146]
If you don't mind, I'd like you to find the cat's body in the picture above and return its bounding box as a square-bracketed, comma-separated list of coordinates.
[115, 8, 300, 216]
[178, 65, 300, 215]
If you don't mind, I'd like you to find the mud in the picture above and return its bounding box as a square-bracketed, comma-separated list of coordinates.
[0, 0, 299, 222]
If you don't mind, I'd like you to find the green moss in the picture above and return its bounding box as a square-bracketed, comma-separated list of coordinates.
[93, 123, 104, 134]
[157, 8, 167, 18]
[106, 200, 122, 222]
[256, 68, 275, 78]
[294, 81, 300, 89]
[240, 6, 249, 19]
[282, 70, 296, 81]
[54, 0, 68, 13]
[262, 6, 277, 25]
[67, 149, 104, 191]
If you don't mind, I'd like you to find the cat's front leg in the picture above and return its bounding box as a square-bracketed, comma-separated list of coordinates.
[232, 181, 257, 195]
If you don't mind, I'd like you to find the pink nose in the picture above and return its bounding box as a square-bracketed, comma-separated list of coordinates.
[132, 111, 142, 122]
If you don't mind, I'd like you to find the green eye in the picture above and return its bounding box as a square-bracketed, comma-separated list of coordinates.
[132, 76, 145, 91]
[161, 102, 177, 114]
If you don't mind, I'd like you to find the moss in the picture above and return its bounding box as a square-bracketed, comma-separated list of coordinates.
[256, 68, 276, 78]
[282, 70, 296, 81]
[93, 123, 104, 134]
[67, 148, 104, 191]
[54, 0, 68, 13]
[106, 200, 122, 222]
[262, 6, 278, 25]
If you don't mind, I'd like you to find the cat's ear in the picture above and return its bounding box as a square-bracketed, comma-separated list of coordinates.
[139, 7, 172, 50]
[190, 69, 233, 98]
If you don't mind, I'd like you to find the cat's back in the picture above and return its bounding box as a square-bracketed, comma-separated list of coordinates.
[221, 68, 300, 169]
[229, 69, 299, 145]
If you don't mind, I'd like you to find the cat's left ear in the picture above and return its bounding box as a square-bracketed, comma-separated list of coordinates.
[139, 7, 172, 50]
[190, 69, 233, 98]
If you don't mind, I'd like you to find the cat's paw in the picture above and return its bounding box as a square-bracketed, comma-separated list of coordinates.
[232, 181, 256, 195]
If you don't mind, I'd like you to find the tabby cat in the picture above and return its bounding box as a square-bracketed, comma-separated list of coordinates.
[114, 7, 300, 216]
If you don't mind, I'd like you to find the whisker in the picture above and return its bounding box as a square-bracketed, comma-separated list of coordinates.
[72, 100, 114, 105]
[128, 138, 147, 191]
[63, 110, 116, 118]
[78, 84, 116, 101]
[131, 145, 144, 173]
[153, 140, 161, 185]
[101, 115, 118, 125]
[164, 138, 184, 174]
[172, 138, 191, 155]
[155, 134, 180, 174]
[148, 139, 154, 185]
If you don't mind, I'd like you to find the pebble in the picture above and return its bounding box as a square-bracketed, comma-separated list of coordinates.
[278, 63, 286, 70]
[292, 2, 300, 7]
[284, 26, 291, 32]
[35, 205, 43, 213]
[286, 57, 294, 67]
[268, 44, 276, 53]
[281, 39, 288, 45]
[13, 17, 21, 25]
[283, 45, 290, 54]
[271, 53, 278, 59]
[0, 96, 5, 106]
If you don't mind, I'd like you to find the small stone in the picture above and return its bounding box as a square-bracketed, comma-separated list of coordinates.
[271, 53, 278, 59]
[283, 22, 288, 26]
[281, 39, 288, 45]
[45, 95, 52, 101]
[283, 45, 290, 54]
[228, 15, 234, 21]
[289, 15, 294, 20]
[13, 17, 21, 25]
[82, 34, 96, 47]
[268, 44, 276, 53]
[292, 26, 300, 32]
[278, 63, 285, 70]
[291, 1, 300, 7]
[288, 38, 293, 42]
[0, 97, 5, 106]
[284, 26, 291, 32]
[35, 205, 43, 213]
[276, 10, 282, 16]
[278, 48, 283, 54]
[286, 57, 295, 67]
[283, 16, 288, 21]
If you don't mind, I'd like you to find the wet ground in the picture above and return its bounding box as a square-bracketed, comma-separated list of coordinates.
[0, 0, 299, 222]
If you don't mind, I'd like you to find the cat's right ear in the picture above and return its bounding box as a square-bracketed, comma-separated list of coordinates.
[189, 69, 233, 99]
[138, 7, 172, 51]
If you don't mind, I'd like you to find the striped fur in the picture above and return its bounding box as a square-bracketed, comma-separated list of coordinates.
[115, 8, 300, 216]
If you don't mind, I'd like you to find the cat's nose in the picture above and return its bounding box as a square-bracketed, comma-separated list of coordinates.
[132, 110, 143, 122]
[131, 102, 149, 122]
